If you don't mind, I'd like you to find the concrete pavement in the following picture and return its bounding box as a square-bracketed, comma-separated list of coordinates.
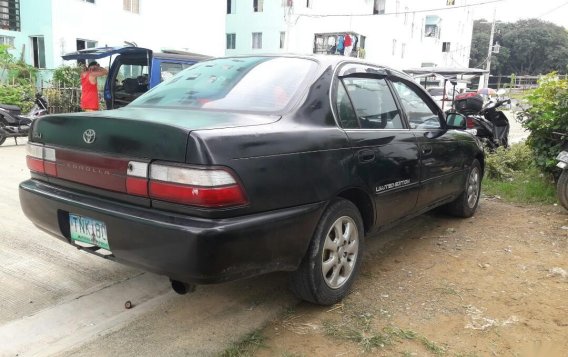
[0, 140, 296, 357]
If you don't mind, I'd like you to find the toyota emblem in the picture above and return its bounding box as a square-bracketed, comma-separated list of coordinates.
[83, 129, 96, 144]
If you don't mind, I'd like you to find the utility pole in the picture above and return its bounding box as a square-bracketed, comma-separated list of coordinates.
[484, 8, 496, 88]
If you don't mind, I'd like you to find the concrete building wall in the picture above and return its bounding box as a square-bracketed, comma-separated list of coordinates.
[3, 0, 226, 70]
[226, 0, 475, 71]
[52, 0, 226, 68]
[0, 0, 53, 68]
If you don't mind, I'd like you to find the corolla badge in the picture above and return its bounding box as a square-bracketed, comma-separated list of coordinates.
[83, 129, 96, 144]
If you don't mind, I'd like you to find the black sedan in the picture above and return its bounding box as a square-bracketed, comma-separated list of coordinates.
[20, 55, 483, 305]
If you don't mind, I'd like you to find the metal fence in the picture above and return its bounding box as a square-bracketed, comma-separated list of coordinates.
[39, 84, 82, 114]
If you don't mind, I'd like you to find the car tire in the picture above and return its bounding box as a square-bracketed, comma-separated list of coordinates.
[444, 159, 482, 218]
[289, 198, 364, 305]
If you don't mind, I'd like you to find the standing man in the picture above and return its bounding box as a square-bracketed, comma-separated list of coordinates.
[80, 61, 108, 111]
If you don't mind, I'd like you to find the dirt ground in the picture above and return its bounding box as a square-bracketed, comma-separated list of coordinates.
[255, 198, 568, 357]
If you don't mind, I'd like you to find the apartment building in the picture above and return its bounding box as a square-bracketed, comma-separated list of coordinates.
[225, 0, 475, 70]
[0, 0, 226, 70]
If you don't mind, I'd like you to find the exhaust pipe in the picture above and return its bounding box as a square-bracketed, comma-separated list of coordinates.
[170, 279, 196, 295]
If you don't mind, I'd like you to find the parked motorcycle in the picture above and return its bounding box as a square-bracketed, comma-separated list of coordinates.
[0, 93, 48, 146]
[454, 93, 510, 150]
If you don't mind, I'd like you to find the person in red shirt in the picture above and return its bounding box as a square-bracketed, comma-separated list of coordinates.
[80, 61, 108, 111]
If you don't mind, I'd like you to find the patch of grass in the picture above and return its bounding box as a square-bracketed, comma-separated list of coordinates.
[322, 319, 391, 352]
[384, 326, 445, 355]
[482, 168, 557, 204]
[220, 330, 266, 357]
[419, 335, 446, 355]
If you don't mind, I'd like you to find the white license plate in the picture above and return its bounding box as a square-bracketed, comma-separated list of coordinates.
[69, 214, 109, 250]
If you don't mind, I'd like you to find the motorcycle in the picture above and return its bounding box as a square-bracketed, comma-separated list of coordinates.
[454, 93, 511, 150]
[0, 93, 48, 146]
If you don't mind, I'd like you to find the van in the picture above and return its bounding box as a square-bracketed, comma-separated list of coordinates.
[62, 46, 211, 109]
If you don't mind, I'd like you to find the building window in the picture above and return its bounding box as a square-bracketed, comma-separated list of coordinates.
[77, 39, 97, 51]
[123, 0, 139, 13]
[306, 0, 311, 7]
[392, 39, 396, 56]
[280, 31, 285, 49]
[0, 35, 14, 47]
[226, 33, 236, 49]
[252, 32, 262, 49]
[447, 0, 455, 5]
[373, 0, 385, 15]
[425, 16, 441, 38]
[0, 0, 20, 31]
[253, 0, 263, 12]
[30, 36, 46, 69]
[227, 0, 235, 14]
[76, 39, 96, 65]
[83, 0, 95, 3]
[442, 42, 451, 52]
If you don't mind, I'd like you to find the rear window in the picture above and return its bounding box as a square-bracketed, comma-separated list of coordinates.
[130, 57, 317, 112]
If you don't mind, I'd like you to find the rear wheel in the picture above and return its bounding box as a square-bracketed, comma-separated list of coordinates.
[444, 159, 482, 218]
[289, 199, 364, 305]
[557, 170, 568, 211]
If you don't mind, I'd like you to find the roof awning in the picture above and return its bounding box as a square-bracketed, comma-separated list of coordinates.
[404, 67, 489, 76]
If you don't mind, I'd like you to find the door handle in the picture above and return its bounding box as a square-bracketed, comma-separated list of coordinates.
[421, 145, 433, 156]
[358, 149, 375, 163]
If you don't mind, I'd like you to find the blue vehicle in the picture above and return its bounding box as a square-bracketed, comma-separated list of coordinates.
[62, 46, 211, 109]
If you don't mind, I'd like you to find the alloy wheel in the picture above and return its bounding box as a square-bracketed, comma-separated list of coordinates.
[321, 216, 359, 289]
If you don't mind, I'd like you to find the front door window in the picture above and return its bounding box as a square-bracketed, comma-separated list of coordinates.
[391, 80, 442, 129]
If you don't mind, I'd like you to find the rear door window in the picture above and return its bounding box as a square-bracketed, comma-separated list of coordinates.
[160, 62, 193, 82]
[391, 80, 442, 129]
[339, 77, 404, 129]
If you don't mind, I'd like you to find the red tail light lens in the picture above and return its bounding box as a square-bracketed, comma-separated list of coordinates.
[148, 164, 247, 208]
[126, 161, 149, 196]
[466, 117, 475, 129]
[26, 143, 57, 176]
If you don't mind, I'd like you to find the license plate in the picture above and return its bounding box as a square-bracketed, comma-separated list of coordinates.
[69, 214, 109, 250]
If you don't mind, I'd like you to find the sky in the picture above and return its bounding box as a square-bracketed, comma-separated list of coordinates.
[472, 0, 568, 28]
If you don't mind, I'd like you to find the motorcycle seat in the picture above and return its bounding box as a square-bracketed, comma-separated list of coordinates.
[0, 104, 22, 116]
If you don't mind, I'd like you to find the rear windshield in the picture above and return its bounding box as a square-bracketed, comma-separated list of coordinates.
[130, 57, 317, 112]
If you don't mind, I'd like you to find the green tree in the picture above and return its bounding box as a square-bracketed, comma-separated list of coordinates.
[518, 73, 568, 173]
[469, 19, 568, 76]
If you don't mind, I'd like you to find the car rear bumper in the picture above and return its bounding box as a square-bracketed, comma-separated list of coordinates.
[19, 179, 324, 284]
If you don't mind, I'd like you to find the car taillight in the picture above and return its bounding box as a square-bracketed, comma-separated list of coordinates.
[26, 143, 57, 176]
[148, 163, 247, 208]
[126, 161, 149, 196]
[466, 117, 476, 129]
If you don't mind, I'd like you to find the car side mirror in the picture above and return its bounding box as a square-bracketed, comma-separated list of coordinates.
[446, 113, 466, 129]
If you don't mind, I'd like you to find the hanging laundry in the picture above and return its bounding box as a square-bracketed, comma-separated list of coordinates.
[337, 35, 345, 55]
[344, 34, 353, 57]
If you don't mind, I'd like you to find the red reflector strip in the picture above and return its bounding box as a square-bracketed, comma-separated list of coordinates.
[126, 177, 149, 196]
[27, 157, 44, 173]
[149, 181, 247, 207]
[44, 161, 57, 176]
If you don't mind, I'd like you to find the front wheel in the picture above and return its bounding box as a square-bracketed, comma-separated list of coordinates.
[289, 199, 364, 305]
[557, 170, 568, 211]
[444, 159, 482, 218]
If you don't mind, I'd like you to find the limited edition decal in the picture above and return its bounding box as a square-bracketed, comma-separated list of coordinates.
[376, 179, 411, 193]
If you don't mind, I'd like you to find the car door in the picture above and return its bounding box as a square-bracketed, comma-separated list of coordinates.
[333, 64, 421, 226]
[390, 77, 466, 210]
